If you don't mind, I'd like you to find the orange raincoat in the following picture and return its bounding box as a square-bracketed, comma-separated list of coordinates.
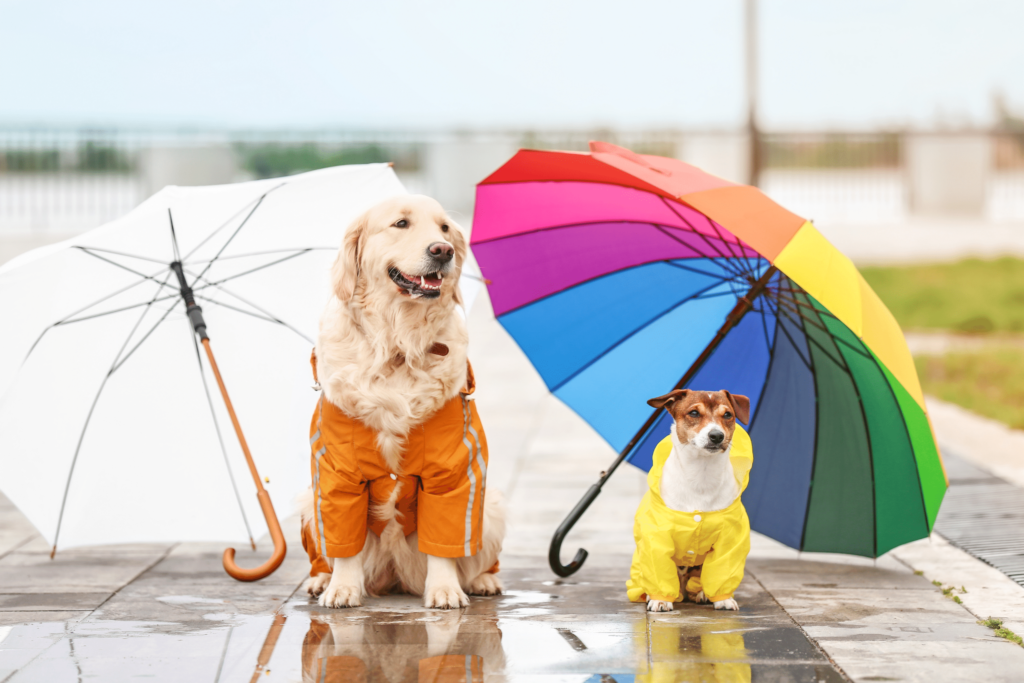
[302, 351, 489, 574]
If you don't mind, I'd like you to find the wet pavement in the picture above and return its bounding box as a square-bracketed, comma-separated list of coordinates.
[0, 549, 846, 683]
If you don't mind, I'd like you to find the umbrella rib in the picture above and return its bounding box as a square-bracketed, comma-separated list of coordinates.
[75, 247, 164, 282]
[74, 246, 168, 265]
[187, 320, 256, 548]
[188, 185, 285, 287]
[767, 291, 834, 338]
[703, 214, 745, 264]
[660, 258, 747, 284]
[185, 267, 315, 345]
[56, 292, 182, 327]
[654, 223, 747, 280]
[190, 250, 313, 293]
[108, 297, 182, 375]
[651, 225, 751, 279]
[51, 275, 176, 554]
[194, 293, 313, 344]
[549, 278, 733, 393]
[761, 297, 813, 370]
[658, 197, 748, 279]
[169, 209, 182, 263]
[778, 304, 850, 372]
[185, 247, 335, 264]
[181, 183, 287, 262]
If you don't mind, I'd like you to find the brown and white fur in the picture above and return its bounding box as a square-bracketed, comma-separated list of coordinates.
[644, 389, 750, 613]
[299, 195, 505, 610]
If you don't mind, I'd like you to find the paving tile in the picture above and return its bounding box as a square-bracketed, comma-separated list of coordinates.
[0, 551, 164, 593]
[0, 592, 110, 612]
[765, 587, 982, 625]
[749, 557, 926, 591]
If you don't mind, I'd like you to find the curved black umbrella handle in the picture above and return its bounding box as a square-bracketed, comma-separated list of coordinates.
[549, 483, 602, 577]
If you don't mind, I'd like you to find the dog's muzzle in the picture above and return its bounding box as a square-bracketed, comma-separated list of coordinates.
[388, 267, 445, 299]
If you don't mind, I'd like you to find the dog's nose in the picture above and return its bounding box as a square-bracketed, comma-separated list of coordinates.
[428, 242, 454, 263]
[708, 430, 724, 445]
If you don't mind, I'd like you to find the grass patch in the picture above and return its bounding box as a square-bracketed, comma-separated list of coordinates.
[861, 257, 1024, 333]
[915, 349, 1024, 429]
[979, 618, 1024, 646]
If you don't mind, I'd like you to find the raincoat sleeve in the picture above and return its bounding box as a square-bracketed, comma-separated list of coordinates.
[627, 491, 683, 603]
[699, 506, 751, 602]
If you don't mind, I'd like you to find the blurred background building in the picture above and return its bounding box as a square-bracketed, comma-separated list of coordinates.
[2, 126, 1022, 246]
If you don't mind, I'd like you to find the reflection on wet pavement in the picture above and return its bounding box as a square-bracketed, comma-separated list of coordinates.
[0, 565, 843, 682]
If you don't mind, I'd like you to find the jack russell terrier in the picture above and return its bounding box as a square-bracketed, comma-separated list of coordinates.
[626, 389, 753, 612]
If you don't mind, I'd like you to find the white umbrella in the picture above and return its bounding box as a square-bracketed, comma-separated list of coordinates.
[0, 163, 481, 580]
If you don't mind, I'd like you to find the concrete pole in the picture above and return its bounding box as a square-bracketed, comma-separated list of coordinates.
[746, 0, 761, 187]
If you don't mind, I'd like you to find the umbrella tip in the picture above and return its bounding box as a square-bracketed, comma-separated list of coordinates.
[49, 545, 56, 560]
[250, 538, 257, 551]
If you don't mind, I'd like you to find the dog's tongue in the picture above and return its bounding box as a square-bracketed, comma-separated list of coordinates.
[420, 274, 443, 288]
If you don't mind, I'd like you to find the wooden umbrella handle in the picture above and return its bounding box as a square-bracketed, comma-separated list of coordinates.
[201, 338, 287, 582]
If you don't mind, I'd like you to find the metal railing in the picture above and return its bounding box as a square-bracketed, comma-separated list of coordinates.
[1, 128, 1023, 236]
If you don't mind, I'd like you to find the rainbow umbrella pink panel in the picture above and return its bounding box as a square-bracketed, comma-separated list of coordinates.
[471, 142, 946, 564]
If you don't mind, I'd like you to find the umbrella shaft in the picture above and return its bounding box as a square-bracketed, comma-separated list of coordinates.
[171, 261, 209, 340]
[201, 338, 265, 492]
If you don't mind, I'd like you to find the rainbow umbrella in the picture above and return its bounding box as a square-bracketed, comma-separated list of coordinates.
[471, 142, 947, 576]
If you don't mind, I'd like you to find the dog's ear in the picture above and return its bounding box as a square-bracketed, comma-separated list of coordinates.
[446, 219, 468, 306]
[331, 211, 368, 302]
[647, 389, 688, 413]
[721, 390, 751, 425]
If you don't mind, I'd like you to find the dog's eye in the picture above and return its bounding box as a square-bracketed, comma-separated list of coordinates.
[393, 219, 408, 228]
[441, 224, 449, 233]
[688, 410, 699, 418]
[723, 412, 733, 420]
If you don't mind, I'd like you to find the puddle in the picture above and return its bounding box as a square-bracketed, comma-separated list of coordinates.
[156, 595, 227, 605]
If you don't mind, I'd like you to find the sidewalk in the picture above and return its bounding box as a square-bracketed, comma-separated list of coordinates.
[2, 291, 1024, 681]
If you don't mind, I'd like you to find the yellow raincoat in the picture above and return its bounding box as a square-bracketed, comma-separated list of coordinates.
[626, 426, 753, 604]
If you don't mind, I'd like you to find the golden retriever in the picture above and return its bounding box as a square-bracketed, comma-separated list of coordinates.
[300, 195, 505, 609]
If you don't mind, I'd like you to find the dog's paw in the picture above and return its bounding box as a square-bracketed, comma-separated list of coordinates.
[319, 583, 362, 609]
[304, 572, 331, 598]
[714, 598, 739, 611]
[647, 600, 674, 612]
[694, 591, 710, 604]
[467, 572, 503, 596]
[424, 583, 470, 609]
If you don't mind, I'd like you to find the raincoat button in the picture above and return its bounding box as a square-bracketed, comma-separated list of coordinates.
[390, 473, 397, 480]
[687, 550, 695, 554]
[693, 514, 702, 522]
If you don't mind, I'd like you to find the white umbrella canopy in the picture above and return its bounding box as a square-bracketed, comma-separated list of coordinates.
[0, 163, 481, 555]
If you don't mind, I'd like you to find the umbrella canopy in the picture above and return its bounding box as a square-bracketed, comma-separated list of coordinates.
[472, 142, 946, 558]
[0, 164, 482, 553]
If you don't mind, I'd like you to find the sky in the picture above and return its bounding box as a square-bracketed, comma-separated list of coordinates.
[0, 0, 1022, 131]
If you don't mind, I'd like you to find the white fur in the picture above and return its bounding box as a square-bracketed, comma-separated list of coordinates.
[660, 423, 740, 514]
[304, 196, 505, 609]
[320, 550, 365, 608]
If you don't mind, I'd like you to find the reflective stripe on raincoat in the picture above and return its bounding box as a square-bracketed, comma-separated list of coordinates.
[304, 350, 489, 565]
[626, 426, 753, 604]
